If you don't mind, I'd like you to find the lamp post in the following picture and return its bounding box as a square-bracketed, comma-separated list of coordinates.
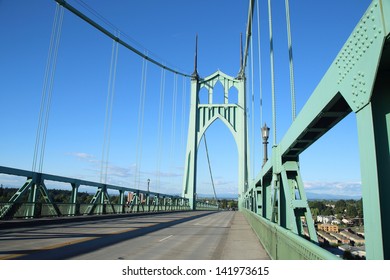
[147, 178, 150, 193]
[262, 123, 270, 167]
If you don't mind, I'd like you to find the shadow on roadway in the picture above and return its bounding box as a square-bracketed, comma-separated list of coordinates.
[11, 211, 216, 260]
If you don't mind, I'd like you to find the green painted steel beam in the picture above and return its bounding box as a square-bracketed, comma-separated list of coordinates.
[250, 0, 390, 259]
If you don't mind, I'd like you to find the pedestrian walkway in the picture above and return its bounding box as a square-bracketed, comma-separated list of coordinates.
[219, 211, 270, 259]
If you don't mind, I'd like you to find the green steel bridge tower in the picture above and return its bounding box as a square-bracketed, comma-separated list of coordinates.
[182, 0, 390, 260]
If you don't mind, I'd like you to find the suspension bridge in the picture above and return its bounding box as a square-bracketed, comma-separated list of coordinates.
[0, 0, 389, 260]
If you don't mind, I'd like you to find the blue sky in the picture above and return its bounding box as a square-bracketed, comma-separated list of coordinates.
[0, 0, 371, 198]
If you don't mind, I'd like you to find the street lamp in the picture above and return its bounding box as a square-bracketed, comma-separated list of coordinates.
[147, 178, 150, 193]
[262, 123, 270, 167]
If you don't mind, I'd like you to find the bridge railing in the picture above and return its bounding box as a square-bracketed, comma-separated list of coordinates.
[195, 200, 219, 210]
[0, 200, 191, 219]
[242, 208, 339, 260]
[0, 165, 193, 219]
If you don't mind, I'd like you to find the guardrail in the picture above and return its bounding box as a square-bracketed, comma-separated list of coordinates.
[242, 208, 339, 260]
[0, 166, 196, 219]
[0, 201, 191, 219]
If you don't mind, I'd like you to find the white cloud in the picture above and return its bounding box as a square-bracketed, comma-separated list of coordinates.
[304, 181, 362, 197]
[67, 152, 96, 162]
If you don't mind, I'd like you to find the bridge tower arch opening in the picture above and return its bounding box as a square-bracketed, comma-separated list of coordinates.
[196, 117, 238, 203]
[182, 70, 250, 210]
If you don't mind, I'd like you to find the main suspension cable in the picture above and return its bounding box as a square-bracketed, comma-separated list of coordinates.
[55, 0, 191, 78]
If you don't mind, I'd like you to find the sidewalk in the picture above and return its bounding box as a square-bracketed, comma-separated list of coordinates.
[220, 211, 270, 260]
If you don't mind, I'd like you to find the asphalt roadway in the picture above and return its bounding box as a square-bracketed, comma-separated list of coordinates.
[0, 211, 270, 260]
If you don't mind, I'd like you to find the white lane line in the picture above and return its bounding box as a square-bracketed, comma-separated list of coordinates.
[158, 235, 173, 242]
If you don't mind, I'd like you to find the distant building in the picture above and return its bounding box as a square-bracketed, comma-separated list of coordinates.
[317, 231, 338, 245]
[331, 219, 341, 225]
[339, 230, 365, 245]
[325, 203, 335, 209]
[317, 215, 334, 224]
[318, 223, 339, 233]
[330, 232, 350, 244]
[342, 218, 354, 225]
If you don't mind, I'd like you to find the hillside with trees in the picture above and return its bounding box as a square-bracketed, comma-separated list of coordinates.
[309, 199, 363, 220]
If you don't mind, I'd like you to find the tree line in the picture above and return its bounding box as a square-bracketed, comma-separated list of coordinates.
[309, 199, 363, 219]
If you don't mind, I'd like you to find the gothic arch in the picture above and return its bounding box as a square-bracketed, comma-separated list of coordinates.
[182, 70, 249, 209]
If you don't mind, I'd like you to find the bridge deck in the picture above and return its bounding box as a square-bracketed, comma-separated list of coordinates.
[0, 211, 269, 260]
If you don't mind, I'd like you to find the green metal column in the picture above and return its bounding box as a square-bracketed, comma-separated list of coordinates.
[182, 75, 200, 210]
[237, 75, 250, 208]
[69, 183, 79, 216]
[119, 190, 125, 213]
[356, 71, 390, 259]
[26, 182, 38, 218]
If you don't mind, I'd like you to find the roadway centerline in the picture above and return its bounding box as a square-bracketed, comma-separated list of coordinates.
[158, 235, 173, 242]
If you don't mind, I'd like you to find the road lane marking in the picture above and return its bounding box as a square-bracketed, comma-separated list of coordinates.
[158, 235, 173, 242]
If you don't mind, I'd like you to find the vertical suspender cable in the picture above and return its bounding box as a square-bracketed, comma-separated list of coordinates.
[285, 0, 296, 121]
[170, 74, 178, 185]
[267, 0, 277, 146]
[250, 36, 255, 180]
[180, 78, 187, 156]
[256, 0, 263, 129]
[100, 34, 119, 184]
[203, 135, 218, 203]
[156, 68, 166, 193]
[33, 3, 64, 173]
[134, 57, 148, 189]
[39, 5, 64, 173]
